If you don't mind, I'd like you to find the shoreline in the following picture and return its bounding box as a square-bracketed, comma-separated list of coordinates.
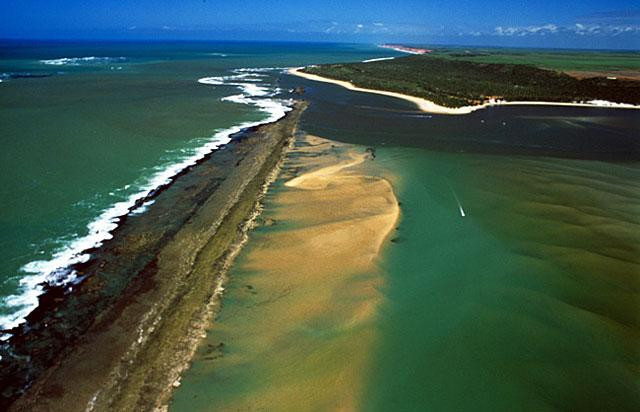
[378, 44, 431, 55]
[1, 103, 307, 411]
[288, 68, 640, 115]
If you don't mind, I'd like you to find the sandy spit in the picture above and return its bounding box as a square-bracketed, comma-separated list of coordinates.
[288, 68, 640, 115]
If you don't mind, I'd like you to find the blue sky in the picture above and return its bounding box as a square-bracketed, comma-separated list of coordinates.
[1, 0, 639, 49]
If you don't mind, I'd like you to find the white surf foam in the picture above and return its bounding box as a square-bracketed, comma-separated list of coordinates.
[0, 67, 293, 334]
[40, 56, 127, 66]
[585, 100, 640, 109]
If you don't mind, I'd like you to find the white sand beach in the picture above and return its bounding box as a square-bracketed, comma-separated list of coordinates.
[288, 68, 640, 115]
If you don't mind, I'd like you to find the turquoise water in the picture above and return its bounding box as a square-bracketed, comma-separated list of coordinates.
[0, 41, 401, 331]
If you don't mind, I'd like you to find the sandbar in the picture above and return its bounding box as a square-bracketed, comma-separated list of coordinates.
[172, 134, 400, 410]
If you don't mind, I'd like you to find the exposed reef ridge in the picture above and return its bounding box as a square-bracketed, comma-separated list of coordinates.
[1, 102, 307, 412]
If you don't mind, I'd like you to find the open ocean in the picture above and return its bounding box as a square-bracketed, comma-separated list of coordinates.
[0, 40, 401, 333]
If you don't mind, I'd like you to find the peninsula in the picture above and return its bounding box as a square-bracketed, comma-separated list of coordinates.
[293, 53, 640, 114]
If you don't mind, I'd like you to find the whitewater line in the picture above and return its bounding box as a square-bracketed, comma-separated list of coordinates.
[0, 68, 293, 335]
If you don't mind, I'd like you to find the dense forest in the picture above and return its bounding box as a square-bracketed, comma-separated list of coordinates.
[304, 55, 640, 108]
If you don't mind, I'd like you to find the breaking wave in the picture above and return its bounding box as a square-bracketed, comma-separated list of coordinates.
[0, 67, 293, 334]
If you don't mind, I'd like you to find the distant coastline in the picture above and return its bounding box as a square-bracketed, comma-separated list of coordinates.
[289, 67, 640, 115]
[379, 44, 432, 55]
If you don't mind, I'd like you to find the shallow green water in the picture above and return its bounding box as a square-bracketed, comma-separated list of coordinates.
[295, 72, 640, 409]
[173, 70, 639, 410]
[173, 146, 640, 411]
[364, 149, 640, 411]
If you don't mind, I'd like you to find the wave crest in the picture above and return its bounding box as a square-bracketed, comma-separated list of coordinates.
[0, 67, 293, 334]
[40, 56, 127, 66]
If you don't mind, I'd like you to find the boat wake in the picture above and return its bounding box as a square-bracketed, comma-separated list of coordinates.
[447, 182, 466, 217]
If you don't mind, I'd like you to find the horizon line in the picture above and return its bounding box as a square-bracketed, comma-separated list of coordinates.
[1, 37, 639, 52]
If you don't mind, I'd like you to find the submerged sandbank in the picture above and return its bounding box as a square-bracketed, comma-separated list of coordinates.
[288, 68, 640, 115]
[170, 134, 399, 410]
[360, 149, 640, 411]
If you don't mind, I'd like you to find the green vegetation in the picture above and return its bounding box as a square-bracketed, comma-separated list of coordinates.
[429, 47, 640, 74]
[304, 55, 640, 108]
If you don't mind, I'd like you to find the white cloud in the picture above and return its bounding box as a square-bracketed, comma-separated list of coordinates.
[495, 24, 558, 36]
[570, 23, 640, 36]
[493, 22, 639, 37]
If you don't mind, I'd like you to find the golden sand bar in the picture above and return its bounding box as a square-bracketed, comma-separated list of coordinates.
[187, 135, 399, 410]
[288, 68, 640, 115]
